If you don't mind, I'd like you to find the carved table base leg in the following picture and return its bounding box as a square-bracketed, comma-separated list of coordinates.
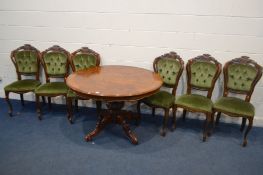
[84, 101, 139, 145]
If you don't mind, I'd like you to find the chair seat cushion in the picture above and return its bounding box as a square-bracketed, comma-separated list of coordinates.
[4, 79, 41, 92]
[175, 94, 213, 112]
[67, 89, 77, 98]
[143, 91, 175, 108]
[213, 97, 255, 117]
[35, 82, 68, 95]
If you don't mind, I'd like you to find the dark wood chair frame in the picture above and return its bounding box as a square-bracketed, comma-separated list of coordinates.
[5, 44, 45, 116]
[67, 47, 101, 123]
[173, 54, 222, 141]
[137, 52, 184, 136]
[214, 56, 262, 147]
[36, 45, 71, 121]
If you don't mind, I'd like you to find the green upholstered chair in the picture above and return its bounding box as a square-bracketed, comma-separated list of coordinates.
[67, 47, 101, 123]
[137, 52, 184, 136]
[174, 54, 221, 141]
[35, 45, 70, 121]
[4, 44, 43, 116]
[213, 56, 262, 147]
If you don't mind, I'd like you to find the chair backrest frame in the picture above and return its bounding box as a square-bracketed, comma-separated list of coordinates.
[41, 45, 70, 83]
[186, 54, 222, 98]
[153, 52, 184, 96]
[70, 47, 101, 72]
[10, 44, 41, 81]
[223, 56, 262, 102]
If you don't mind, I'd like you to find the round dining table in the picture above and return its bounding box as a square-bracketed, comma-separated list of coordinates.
[66, 65, 163, 144]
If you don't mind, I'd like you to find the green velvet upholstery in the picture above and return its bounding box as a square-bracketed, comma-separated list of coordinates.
[73, 54, 97, 71]
[175, 94, 213, 112]
[143, 91, 175, 108]
[227, 64, 257, 92]
[35, 82, 68, 95]
[15, 51, 38, 74]
[214, 97, 255, 117]
[190, 61, 217, 88]
[157, 58, 181, 85]
[43, 52, 68, 76]
[67, 89, 77, 98]
[4, 80, 41, 92]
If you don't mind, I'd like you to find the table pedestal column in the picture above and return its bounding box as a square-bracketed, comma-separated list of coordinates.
[85, 101, 139, 145]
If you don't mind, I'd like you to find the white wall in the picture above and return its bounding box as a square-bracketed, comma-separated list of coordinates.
[0, 0, 263, 120]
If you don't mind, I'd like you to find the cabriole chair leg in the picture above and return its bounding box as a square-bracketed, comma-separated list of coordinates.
[5, 91, 13, 117]
[240, 117, 247, 132]
[242, 118, 253, 147]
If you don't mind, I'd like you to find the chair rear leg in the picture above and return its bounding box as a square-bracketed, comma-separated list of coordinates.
[215, 112, 221, 126]
[48, 97, 51, 110]
[240, 117, 247, 132]
[152, 107, 155, 117]
[41, 96, 46, 104]
[20, 94, 25, 106]
[36, 95, 42, 120]
[5, 91, 13, 116]
[171, 106, 177, 131]
[242, 118, 253, 147]
[136, 101, 141, 126]
[96, 101, 102, 118]
[160, 108, 169, 137]
[208, 111, 215, 136]
[182, 109, 187, 121]
[67, 97, 73, 124]
[75, 99, 79, 112]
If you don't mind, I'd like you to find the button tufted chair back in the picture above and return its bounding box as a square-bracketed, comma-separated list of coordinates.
[41, 45, 70, 82]
[153, 52, 184, 95]
[70, 47, 100, 72]
[186, 54, 221, 98]
[223, 56, 262, 102]
[11, 44, 40, 80]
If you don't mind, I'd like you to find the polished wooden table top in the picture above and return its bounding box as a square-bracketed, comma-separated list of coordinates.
[66, 65, 163, 101]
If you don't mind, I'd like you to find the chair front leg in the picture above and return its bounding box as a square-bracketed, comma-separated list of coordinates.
[5, 91, 13, 116]
[36, 95, 42, 120]
[240, 117, 247, 132]
[215, 112, 221, 125]
[20, 94, 25, 106]
[160, 108, 169, 137]
[242, 117, 253, 147]
[171, 105, 177, 131]
[203, 113, 211, 142]
[67, 97, 73, 124]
